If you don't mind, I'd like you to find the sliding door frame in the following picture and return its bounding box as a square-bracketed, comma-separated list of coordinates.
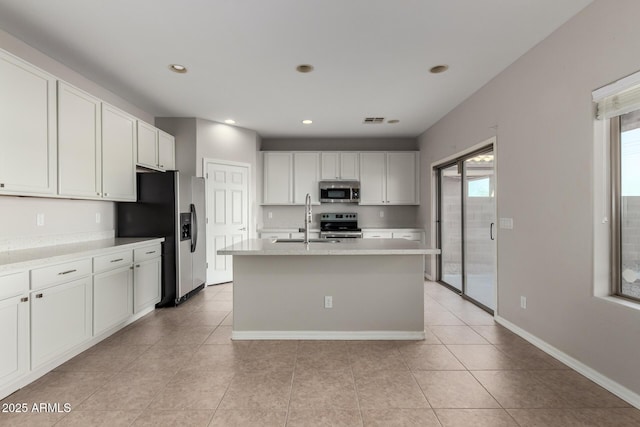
[432, 137, 498, 314]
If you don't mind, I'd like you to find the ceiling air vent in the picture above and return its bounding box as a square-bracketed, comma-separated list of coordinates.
[363, 117, 385, 124]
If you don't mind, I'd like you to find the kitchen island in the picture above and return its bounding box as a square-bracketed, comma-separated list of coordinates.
[217, 238, 440, 340]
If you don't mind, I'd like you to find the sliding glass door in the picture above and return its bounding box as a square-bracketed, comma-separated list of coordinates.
[437, 147, 496, 312]
[439, 164, 463, 291]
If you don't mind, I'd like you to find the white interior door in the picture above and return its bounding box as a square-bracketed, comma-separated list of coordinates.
[206, 161, 249, 285]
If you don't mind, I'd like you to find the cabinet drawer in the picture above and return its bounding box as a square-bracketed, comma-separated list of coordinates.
[362, 231, 393, 239]
[392, 231, 423, 241]
[134, 244, 162, 262]
[31, 259, 92, 290]
[0, 271, 28, 300]
[94, 250, 133, 274]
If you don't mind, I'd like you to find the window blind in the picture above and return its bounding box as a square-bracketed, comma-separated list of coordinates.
[593, 69, 640, 119]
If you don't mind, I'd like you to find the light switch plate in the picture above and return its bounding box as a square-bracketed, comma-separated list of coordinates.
[95, 213, 101, 224]
[499, 218, 513, 229]
[36, 213, 45, 227]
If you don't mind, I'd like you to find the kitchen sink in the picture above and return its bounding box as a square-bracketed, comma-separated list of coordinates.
[272, 238, 340, 243]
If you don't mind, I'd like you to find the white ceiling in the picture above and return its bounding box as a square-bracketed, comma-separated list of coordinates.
[0, 0, 592, 138]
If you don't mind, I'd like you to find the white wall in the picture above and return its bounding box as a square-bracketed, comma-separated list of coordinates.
[419, 0, 640, 397]
[0, 28, 155, 247]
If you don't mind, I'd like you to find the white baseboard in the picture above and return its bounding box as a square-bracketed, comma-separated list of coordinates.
[232, 330, 426, 341]
[495, 315, 640, 409]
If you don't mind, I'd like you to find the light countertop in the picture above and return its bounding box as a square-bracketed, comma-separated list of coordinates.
[258, 227, 424, 233]
[218, 238, 440, 256]
[0, 237, 164, 273]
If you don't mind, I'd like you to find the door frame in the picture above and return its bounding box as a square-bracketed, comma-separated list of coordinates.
[202, 158, 252, 285]
[430, 136, 498, 314]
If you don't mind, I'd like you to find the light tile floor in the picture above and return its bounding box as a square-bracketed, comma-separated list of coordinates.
[1, 281, 639, 426]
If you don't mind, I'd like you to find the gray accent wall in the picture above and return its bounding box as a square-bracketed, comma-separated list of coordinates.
[261, 205, 419, 230]
[156, 117, 262, 237]
[418, 0, 640, 397]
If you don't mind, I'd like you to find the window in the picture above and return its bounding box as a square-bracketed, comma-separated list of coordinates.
[594, 72, 640, 302]
[613, 111, 640, 300]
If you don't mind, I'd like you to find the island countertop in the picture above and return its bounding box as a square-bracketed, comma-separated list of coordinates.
[218, 238, 440, 256]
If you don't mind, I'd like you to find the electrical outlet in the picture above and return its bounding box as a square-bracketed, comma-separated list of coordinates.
[268, 211, 273, 219]
[379, 210, 384, 218]
[520, 296, 527, 309]
[324, 296, 333, 309]
[36, 213, 45, 227]
[95, 213, 101, 224]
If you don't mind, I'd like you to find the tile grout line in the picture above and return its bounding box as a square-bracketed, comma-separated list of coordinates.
[282, 340, 299, 427]
[346, 343, 366, 427]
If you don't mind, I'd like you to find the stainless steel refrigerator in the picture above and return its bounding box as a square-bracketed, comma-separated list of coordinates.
[117, 171, 206, 306]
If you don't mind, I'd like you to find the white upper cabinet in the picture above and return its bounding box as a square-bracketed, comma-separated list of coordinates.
[263, 152, 293, 204]
[359, 152, 419, 205]
[102, 104, 137, 201]
[321, 152, 359, 180]
[136, 121, 158, 169]
[0, 50, 57, 196]
[137, 123, 175, 171]
[57, 82, 102, 198]
[359, 152, 386, 204]
[386, 152, 419, 204]
[157, 130, 175, 171]
[293, 152, 320, 204]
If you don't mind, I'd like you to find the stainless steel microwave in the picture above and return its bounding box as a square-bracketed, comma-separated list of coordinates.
[319, 181, 360, 203]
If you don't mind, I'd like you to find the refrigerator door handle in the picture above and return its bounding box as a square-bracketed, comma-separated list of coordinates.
[190, 203, 198, 253]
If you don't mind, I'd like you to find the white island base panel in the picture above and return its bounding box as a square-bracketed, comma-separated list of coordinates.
[232, 255, 425, 340]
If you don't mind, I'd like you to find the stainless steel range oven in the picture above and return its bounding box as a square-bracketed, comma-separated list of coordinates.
[319, 213, 363, 239]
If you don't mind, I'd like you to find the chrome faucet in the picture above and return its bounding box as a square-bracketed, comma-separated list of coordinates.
[300, 193, 312, 244]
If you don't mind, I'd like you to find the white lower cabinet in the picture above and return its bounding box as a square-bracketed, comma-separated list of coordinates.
[134, 258, 161, 313]
[0, 241, 163, 400]
[93, 266, 133, 336]
[363, 231, 393, 239]
[30, 277, 92, 369]
[363, 229, 425, 242]
[0, 272, 29, 387]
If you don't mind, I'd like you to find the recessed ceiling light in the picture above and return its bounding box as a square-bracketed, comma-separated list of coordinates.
[302, 119, 313, 125]
[429, 64, 449, 74]
[169, 64, 187, 73]
[387, 119, 400, 124]
[224, 119, 236, 125]
[296, 64, 314, 73]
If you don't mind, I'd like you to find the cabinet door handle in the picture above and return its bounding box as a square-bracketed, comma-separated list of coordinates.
[104, 193, 108, 197]
[145, 251, 156, 255]
[35, 293, 43, 299]
[58, 269, 77, 275]
[20, 297, 29, 302]
[160, 165, 164, 168]
[239, 227, 246, 231]
[0, 183, 4, 188]
[130, 266, 134, 270]
[97, 192, 101, 196]
[110, 258, 124, 263]
[136, 264, 140, 268]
